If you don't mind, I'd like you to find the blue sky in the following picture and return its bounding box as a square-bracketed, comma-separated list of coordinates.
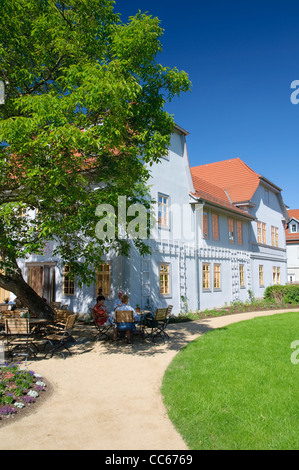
[114, 0, 299, 210]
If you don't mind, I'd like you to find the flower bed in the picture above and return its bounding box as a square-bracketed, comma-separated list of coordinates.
[0, 363, 47, 425]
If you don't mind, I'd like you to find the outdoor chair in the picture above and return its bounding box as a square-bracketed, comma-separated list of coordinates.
[141, 307, 171, 342]
[114, 310, 135, 344]
[43, 313, 77, 359]
[4, 318, 39, 360]
[166, 305, 173, 316]
[52, 309, 73, 330]
[0, 304, 9, 312]
[50, 301, 61, 310]
[90, 307, 113, 341]
[0, 310, 23, 329]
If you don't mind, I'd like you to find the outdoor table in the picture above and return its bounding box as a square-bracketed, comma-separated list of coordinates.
[138, 310, 153, 321]
[0, 318, 49, 358]
[29, 318, 50, 336]
[134, 311, 153, 338]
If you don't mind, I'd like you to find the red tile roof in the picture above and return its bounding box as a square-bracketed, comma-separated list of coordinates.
[191, 157, 260, 204]
[286, 209, 299, 242]
[191, 174, 254, 219]
[287, 209, 299, 221]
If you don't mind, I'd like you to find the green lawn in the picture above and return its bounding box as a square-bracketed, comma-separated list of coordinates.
[161, 313, 299, 450]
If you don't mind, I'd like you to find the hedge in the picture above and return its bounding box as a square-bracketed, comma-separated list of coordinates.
[264, 284, 299, 304]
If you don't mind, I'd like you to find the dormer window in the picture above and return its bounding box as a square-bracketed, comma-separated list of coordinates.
[291, 224, 297, 233]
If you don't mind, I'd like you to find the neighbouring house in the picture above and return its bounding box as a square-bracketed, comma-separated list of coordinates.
[286, 209, 299, 284]
[190, 157, 289, 305]
[2, 125, 289, 315]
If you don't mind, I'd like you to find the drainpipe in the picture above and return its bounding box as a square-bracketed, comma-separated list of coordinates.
[194, 202, 204, 311]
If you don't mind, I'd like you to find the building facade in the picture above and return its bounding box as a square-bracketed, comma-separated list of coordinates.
[10, 126, 289, 315]
[286, 209, 299, 284]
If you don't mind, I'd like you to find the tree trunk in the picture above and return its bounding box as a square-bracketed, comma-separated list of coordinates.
[0, 265, 54, 321]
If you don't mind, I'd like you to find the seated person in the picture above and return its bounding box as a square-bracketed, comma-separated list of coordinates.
[93, 295, 112, 326]
[113, 290, 124, 311]
[114, 294, 137, 343]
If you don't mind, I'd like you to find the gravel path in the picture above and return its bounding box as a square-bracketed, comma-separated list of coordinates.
[0, 309, 296, 450]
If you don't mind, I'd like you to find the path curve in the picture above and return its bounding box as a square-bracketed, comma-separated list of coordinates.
[0, 309, 296, 450]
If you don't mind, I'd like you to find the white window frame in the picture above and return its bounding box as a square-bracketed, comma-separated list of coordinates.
[159, 263, 171, 297]
[158, 193, 170, 229]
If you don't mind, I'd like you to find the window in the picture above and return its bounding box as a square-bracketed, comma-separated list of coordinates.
[203, 211, 209, 239]
[257, 221, 262, 243]
[159, 264, 170, 295]
[273, 267, 276, 285]
[273, 267, 281, 285]
[271, 226, 275, 246]
[63, 265, 75, 295]
[214, 264, 221, 289]
[239, 265, 245, 288]
[257, 221, 266, 244]
[212, 213, 219, 240]
[271, 226, 279, 247]
[262, 223, 267, 244]
[291, 224, 297, 233]
[228, 218, 235, 243]
[20, 206, 29, 218]
[96, 263, 111, 297]
[0, 268, 10, 303]
[202, 263, 210, 290]
[158, 194, 169, 228]
[237, 221, 243, 245]
[259, 265, 264, 287]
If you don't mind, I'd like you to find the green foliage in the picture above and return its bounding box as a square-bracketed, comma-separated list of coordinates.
[282, 285, 299, 305]
[264, 284, 299, 305]
[0, 0, 191, 287]
[264, 285, 288, 301]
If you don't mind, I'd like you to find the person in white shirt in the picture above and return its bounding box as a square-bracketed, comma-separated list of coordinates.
[114, 294, 137, 344]
[113, 290, 124, 311]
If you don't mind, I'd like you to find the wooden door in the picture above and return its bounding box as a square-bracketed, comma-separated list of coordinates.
[27, 266, 43, 297]
[27, 265, 56, 303]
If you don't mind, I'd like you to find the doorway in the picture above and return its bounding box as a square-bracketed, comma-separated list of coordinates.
[27, 263, 56, 303]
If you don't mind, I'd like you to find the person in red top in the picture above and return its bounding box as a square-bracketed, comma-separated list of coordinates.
[93, 295, 109, 326]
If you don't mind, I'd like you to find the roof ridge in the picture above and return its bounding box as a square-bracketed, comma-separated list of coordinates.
[191, 157, 258, 174]
[235, 157, 260, 177]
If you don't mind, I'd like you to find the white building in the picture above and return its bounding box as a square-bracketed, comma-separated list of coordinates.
[286, 209, 299, 284]
[1, 126, 289, 314]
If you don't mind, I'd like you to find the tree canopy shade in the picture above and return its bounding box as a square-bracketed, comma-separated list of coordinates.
[0, 0, 191, 318]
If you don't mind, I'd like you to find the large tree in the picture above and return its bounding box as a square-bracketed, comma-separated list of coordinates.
[0, 0, 191, 319]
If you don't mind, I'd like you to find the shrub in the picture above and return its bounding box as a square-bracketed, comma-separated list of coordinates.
[264, 284, 299, 305]
[264, 285, 288, 302]
[283, 284, 299, 305]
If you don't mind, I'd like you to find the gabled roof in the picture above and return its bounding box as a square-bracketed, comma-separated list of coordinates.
[191, 174, 254, 219]
[287, 209, 299, 222]
[191, 157, 262, 204]
[286, 209, 299, 243]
